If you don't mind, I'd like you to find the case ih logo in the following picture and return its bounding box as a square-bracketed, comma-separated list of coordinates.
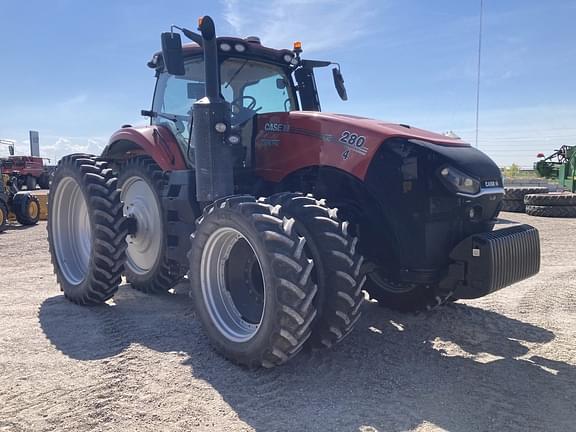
[483, 180, 501, 188]
[264, 122, 290, 132]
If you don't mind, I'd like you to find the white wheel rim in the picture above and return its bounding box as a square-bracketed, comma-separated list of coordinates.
[201, 227, 266, 343]
[51, 177, 92, 285]
[121, 176, 162, 275]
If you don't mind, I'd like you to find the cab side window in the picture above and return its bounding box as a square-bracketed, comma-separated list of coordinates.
[152, 58, 205, 138]
[243, 74, 293, 113]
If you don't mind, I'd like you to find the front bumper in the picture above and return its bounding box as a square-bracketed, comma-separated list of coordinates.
[440, 224, 540, 299]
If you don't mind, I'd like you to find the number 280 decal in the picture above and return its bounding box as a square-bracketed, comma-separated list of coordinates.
[339, 130, 367, 160]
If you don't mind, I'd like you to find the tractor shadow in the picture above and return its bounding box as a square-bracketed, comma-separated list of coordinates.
[39, 289, 575, 431]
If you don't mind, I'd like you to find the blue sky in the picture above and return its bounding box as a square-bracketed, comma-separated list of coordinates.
[1, 0, 575, 167]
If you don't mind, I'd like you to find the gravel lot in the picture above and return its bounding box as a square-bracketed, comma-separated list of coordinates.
[0, 213, 575, 432]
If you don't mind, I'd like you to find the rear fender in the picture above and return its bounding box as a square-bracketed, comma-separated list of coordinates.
[102, 125, 187, 171]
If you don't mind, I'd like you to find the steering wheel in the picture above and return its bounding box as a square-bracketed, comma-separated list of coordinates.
[230, 95, 262, 126]
[231, 95, 258, 112]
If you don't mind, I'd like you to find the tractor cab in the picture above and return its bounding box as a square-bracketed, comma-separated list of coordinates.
[146, 35, 345, 169]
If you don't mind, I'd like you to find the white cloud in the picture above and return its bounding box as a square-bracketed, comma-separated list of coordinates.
[57, 93, 88, 108]
[34, 136, 107, 163]
[221, 0, 378, 52]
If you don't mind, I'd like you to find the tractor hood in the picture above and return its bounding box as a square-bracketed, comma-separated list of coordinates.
[313, 112, 469, 147]
[255, 111, 500, 184]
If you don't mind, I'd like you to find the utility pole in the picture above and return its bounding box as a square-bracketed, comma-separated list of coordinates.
[475, 0, 484, 148]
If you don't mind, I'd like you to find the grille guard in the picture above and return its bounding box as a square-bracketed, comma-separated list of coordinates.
[440, 224, 541, 299]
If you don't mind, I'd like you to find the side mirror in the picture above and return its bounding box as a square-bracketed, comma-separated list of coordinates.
[332, 67, 348, 101]
[161, 32, 185, 76]
[8, 145, 14, 156]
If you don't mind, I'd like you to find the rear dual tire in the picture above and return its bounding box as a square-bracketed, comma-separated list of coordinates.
[47, 154, 127, 305]
[118, 156, 184, 293]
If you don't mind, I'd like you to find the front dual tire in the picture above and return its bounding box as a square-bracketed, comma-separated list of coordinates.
[188, 196, 318, 368]
[189, 193, 366, 367]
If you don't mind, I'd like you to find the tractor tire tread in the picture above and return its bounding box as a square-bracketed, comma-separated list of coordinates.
[188, 195, 317, 368]
[265, 192, 365, 349]
[525, 205, 576, 218]
[501, 199, 526, 213]
[47, 154, 127, 305]
[119, 156, 184, 294]
[524, 193, 576, 206]
[12, 193, 40, 225]
[504, 187, 548, 200]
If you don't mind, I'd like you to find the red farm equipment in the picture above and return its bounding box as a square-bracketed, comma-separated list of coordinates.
[47, 17, 541, 367]
[0, 140, 53, 190]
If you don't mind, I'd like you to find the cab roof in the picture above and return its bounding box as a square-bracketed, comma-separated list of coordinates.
[149, 36, 297, 70]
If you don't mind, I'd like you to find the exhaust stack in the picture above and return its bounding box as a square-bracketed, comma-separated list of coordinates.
[192, 16, 234, 202]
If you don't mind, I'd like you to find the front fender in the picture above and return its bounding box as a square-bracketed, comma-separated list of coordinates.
[102, 125, 187, 171]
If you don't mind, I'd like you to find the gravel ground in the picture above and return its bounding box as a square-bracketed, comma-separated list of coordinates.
[0, 213, 575, 432]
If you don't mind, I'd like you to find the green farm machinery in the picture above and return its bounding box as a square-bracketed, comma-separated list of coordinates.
[536, 145, 576, 192]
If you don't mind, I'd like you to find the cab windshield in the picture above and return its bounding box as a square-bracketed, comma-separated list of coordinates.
[152, 57, 297, 141]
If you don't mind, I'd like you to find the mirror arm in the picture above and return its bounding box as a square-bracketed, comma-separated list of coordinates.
[172, 25, 203, 46]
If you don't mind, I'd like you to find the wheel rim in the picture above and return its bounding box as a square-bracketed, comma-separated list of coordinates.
[369, 270, 413, 294]
[201, 227, 266, 343]
[121, 176, 162, 276]
[28, 200, 39, 219]
[51, 177, 92, 285]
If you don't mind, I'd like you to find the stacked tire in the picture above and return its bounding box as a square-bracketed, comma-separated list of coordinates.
[524, 193, 576, 218]
[502, 187, 549, 213]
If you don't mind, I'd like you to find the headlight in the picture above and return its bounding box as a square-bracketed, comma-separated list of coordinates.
[439, 166, 481, 195]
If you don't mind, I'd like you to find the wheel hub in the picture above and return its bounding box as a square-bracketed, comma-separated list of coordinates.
[121, 176, 162, 275]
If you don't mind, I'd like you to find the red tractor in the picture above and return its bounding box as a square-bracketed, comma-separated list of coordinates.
[48, 17, 540, 368]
